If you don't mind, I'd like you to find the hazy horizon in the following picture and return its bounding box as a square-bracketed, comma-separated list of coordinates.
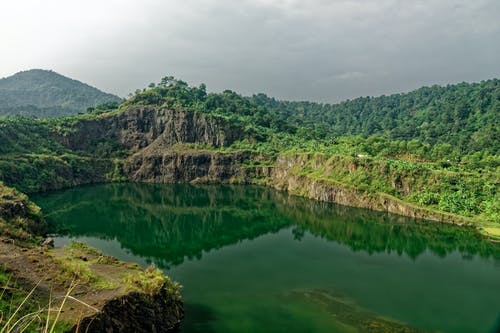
[1, 0, 499, 102]
[3, 68, 499, 104]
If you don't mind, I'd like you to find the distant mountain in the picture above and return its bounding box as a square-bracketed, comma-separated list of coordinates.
[0, 69, 122, 117]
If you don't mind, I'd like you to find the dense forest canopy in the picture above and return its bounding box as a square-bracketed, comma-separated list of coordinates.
[0, 69, 121, 117]
[126, 77, 499, 159]
[252, 80, 499, 154]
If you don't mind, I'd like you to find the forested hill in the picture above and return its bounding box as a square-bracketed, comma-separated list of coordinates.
[249, 79, 499, 155]
[126, 77, 498, 157]
[0, 69, 122, 117]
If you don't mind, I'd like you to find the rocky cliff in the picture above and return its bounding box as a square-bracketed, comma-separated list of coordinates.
[55, 106, 264, 185]
[124, 149, 256, 183]
[60, 107, 244, 152]
[70, 280, 183, 333]
[266, 155, 467, 224]
[0, 107, 247, 193]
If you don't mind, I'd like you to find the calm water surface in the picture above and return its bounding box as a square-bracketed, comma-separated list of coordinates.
[33, 184, 500, 333]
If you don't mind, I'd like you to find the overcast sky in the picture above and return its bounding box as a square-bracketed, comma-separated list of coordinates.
[1, 0, 499, 102]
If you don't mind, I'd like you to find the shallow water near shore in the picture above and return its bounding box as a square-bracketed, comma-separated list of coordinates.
[33, 183, 500, 333]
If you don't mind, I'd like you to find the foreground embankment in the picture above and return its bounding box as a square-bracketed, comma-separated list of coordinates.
[0, 182, 183, 332]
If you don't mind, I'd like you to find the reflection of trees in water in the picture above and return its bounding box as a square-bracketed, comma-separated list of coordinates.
[275, 195, 500, 260]
[37, 183, 499, 269]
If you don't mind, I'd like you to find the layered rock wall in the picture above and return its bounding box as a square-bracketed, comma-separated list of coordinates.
[60, 107, 243, 152]
[266, 156, 465, 224]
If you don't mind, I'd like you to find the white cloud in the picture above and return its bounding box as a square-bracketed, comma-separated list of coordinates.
[335, 71, 366, 80]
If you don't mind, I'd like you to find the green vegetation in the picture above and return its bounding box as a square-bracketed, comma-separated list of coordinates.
[0, 182, 45, 242]
[0, 115, 119, 193]
[116, 76, 499, 168]
[0, 267, 39, 332]
[122, 264, 181, 297]
[283, 153, 498, 223]
[250, 80, 499, 156]
[51, 242, 117, 290]
[0, 69, 121, 117]
[0, 267, 74, 333]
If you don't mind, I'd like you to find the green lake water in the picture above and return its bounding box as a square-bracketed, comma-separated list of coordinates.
[33, 183, 500, 333]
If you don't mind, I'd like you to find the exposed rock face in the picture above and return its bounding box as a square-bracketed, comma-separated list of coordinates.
[55, 106, 262, 185]
[0, 183, 47, 236]
[61, 107, 243, 152]
[72, 290, 183, 333]
[124, 150, 255, 183]
[0, 191, 30, 219]
[265, 155, 467, 225]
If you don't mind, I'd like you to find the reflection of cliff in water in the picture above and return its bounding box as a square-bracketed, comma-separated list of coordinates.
[39, 184, 292, 268]
[35, 183, 500, 268]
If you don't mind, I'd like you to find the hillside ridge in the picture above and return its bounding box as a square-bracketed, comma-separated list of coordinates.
[0, 69, 121, 117]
